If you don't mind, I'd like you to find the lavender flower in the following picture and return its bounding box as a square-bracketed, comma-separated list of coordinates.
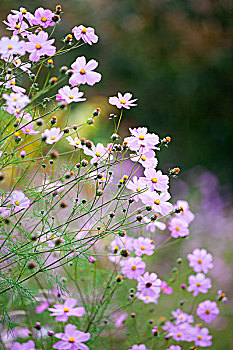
[69, 56, 101, 86]
[48, 298, 85, 322]
[53, 324, 90, 349]
[72, 25, 98, 45]
[196, 300, 219, 323]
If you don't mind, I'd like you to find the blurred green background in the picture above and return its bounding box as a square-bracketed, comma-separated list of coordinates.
[1, 0, 233, 183]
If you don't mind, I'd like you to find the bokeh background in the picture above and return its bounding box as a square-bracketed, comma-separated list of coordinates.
[1, 0, 233, 185]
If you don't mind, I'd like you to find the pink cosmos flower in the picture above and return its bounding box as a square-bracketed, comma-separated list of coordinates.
[66, 136, 83, 148]
[72, 25, 98, 45]
[166, 323, 195, 342]
[141, 191, 173, 216]
[141, 168, 169, 192]
[53, 324, 90, 350]
[171, 309, 194, 325]
[69, 56, 101, 86]
[143, 217, 166, 233]
[168, 218, 189, 238]
[41, 127, 64, 144]
[11, 8, 34, 24]
[21, 123, 39, 135]
[137, 272, 161, 297]
[109, 92, 137, 109]
[115, 312, 127, 328]
[32, 7, 55, 28]
[11, 340, 36, 350]
[187, 249, 213, 274]
[3, 75, 26, 94]
[56, 86, 86, 104]
[121, 257, 146, 280]
[196, 300, 219, 323]
[84, 143, 112, 164]
[48, 298, 85, 322]
[134, 237, 155, 256]
[126, 176, 147, 202]
[174, 200, 194, 224]
[25, 31, 56, 62]
[36, 301, 50, 314]
[3, 92, 30, 109]
[161, 281, 173, 295]
[166, 346, 182, 350]
[124, 127, 159, 151]
[131, 150, 158, 169]
[10, 190, 30, 211]
[128, 345, 149, 350]
[3, 14, 29, 35]
[109, 234, 135, 264]
[136, 292, 159, 304]
[187, 273, 212, 297]
[12, 57, 31, 72]
[0, 206, 11, 217]
[193, 326, 212, 347]
[0, 35, 25, 59]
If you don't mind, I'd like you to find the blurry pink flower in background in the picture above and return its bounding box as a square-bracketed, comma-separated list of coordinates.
[11, 340, 36, 350]
[72, 25, 98, 45]
[66, 136, 83, 148]
[128, 344, 149, 350]
[143, 217, 166, 233]
[10, 190, 30, 211]
[168, 218, 189, 238]
[193, 326, 212, 347]
[187, 273, 212, 297]
[115, 312, 127, 328]
[121, 257, 146, 279]
[137, 272, 161, 297]
[171, 309, 194, 325]
[134, 237, 155, 256]
[187, 249, 213, 274]
[161, 281, 173, 295]
[196, 300, 219, 323]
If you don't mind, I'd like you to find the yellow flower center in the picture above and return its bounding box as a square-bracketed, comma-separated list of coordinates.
[152, 178, 157, 183]
[114, 246, 119, 251]
[120, 100, 126, 104]
[198, 259, 202, 264]
[8, 45, 12, 50]
[175, 226, 180, 231]
[136, 187, 141, 192]
[14, 131, 20, 137]
[123, 175, 128, 180]
[196, 283, 201, 287]
[41, 17, 47, 22]
[15, 60, 20, 64]
[141, 245, 145, 250]
[101, 177, 106, 182]
[141, 156, 146, 161]
[25, 129, 30, 133]
[154, 199, 160, 205]
[75, 141, 80, 145]
[10, 81, 16, 85]
[131, 266, 136, 271]
[221, 293, 225, 298]
[15, 201, 20, 206]
[64, 307, 69, 312]
[15, 25, 20, 29]
[51, 136, 56, 140]
[198, 336, 202, 340]
[68, 337, 75, 343]
[145, 296, 149, 300]
[69, 95, 74, 99]
[36, 44, 42, 50]
[96, 152, 101, 157]
[22, 9, 27, 14]
[13, 97, 18, 101]
[205, 309, 210, 314]
[81, 28, 87, 34]
[16, 109, 20, 114]
[177, 333, 182, 338]
[139, 135, 144, 140]
[80, 68, 86, 74]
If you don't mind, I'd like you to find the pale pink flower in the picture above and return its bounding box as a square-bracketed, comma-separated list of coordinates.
[12, 57, 31, 72]
[25, 31, 56, 62]
[187, 273, 212, 297]
[168, 218, 189, 238]
[11, 8, 34, 24]
[11, 340, 36, 350]
[137, 272, 161, 297]
[193, 326, 212, 347]
[174, 200, 194, 224]
[109, 92, 137, 109]
[3, 92, 30, 109]
[143, 217, 166, 233]
[41, 127, 64, 144]
[32, 7, 55, 28]
[126, 176, 147, 202]
[141, 191, 173, 216]
[124, 127, 159, 151]
[10, 190, 30, 211]
[0, 35, 25, 59]
[21, 123, 39, 135]
[69, 56, 101, 86]
[161, 281, 173, 295]
[3, 14, 29, 35]
[128, 345, 149, 350]
[187, 249, 213, 274]
[131, 150, 158, 169]
[134, 237, 155, 256]
[196, 300, 219, 323]
[84, 143, 112, 164]
[53, 324, 90, 350]
[72, 25, 98, 45]
[166, 346, 182, 350]
[48, 298, 85, 322]
[121, 257, 146, 280]
[3, 75, 26, 94]
[66, 136, 83, 148]
[56, 86, 86, 104]
[136, 292, 159, 304]
[141, 168, 169, 192]
[115, 312, 127, 328]
[171, 309, 194, 325]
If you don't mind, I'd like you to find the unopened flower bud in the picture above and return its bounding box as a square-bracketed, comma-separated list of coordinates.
[116, 275, 122, 282]
[34, 322, 41, 330]
[52, 14, 60, 22]
[87, 118, 94, 125]
[48, 330, 54, 337]
[66, 69, 74, 77]
[81, 159, 88, 167]
[63, 127, 69, 134]
[109, 212, 115, 218]
[20, 150, 26, 158]
[36, 118, 43, 126]
[50, 77, 57, 85]
[60, 65, 68, 74]
[60, 201, 67, 208]
[85, 140, 92, 149]
[93, 108, 101, 116]
[51, 116, 57, 125]
[111, 133, 119, 141]
[88, 256, 96, 263]
[28, 261, 36, 270]
[0, 173, 5, 181]
[65, 34, 72, 43]
[120, 248, 129, 257]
